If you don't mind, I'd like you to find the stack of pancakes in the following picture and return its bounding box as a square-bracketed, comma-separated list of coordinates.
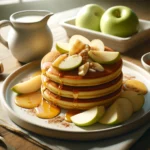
[41, 48, 123, 110]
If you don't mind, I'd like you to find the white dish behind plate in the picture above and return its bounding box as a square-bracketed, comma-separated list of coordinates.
[60, 18, 150, 52]
[1, 60, 150, 140]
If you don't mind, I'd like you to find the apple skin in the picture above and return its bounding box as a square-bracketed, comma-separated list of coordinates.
[99, 98, 133, 125]
[100, 6, 139, 37]
[71, 106, 105, 127]
[88, 50, 120, 64]
[11, 75, 41, 94]
[76, 4, 105, 31]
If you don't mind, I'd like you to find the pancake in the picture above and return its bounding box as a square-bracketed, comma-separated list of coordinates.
[41, 73, 123, 99]
[42, 50, 122, 86]
[41, 45, 123, 110]
[42, 87, 122, 110]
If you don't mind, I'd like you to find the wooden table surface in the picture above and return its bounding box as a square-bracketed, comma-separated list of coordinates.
[0, 6, 150, 150]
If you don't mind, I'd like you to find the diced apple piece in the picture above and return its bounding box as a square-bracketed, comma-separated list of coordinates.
[120, 91, 145, 112]
[69, 39, 85, 55]
[69, 35, 91, 45]
[71, 106, 105, 127]
[88, 50, 120, 64]
[78, 62, 89, 76]
[58, 54, 82, 71]
[90, 62, 104, 72]
[52, 54, 68, 68]
[56, 42, 70, 53]
[11, 75, 41, 94]
[90, 39, 104, 51]
[99, 98, 133, 125]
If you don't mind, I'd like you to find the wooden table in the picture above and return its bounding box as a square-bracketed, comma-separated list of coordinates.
[0, 7, 150, 150]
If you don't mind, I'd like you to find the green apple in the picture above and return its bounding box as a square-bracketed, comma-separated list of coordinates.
[99, 98, 133, 125]
[56, 42, 70, 54]
[88, 50, 120, 64]
[58, 54, 82, 71]
[120, 91, 145, 112]
[90, 39, 105, 51]
[71, 106, 105, 127]
[100, 6, 139, 37]
[11, 75, 41, 94]
[69, 35, 91, 45]
[75, 4, 105, 31]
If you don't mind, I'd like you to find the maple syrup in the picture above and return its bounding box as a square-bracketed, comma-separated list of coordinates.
[72, 89, 79, 108]
[65, 109, 81, 122]
[35, 99, 60, 119]
[15, 91, 42, 109]
[15, 71, 61, 119]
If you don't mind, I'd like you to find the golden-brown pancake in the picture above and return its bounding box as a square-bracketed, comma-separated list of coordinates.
[42, 73, 123, 99]
[42, 87, 122, 110]
[41, 46, 123, 110]
[41, 50, 122, 86]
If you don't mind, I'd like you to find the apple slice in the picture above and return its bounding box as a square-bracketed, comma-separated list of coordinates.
[52, 54, 68, 68]
[90, 39, 104, 51]
[120, 91, 145, 112]
[69, 35, 91, 45]
[56, 42, 70, 54]
[88, 50, 120, 64]
[11, 75, 41, 94]
[99, 98, 133, 125]
[69, 39, 85, 55]
[123, 79, 148, 95]
[58, 54, 82, 71]
[71, 106, 105, 127]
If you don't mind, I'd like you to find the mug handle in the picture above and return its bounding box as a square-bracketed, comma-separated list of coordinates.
[0, 20, 12, 48]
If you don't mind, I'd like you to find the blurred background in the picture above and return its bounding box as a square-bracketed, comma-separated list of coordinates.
[0, 0, 149, 20]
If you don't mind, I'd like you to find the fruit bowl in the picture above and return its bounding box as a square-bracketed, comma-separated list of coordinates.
[60, 17, 150, 52]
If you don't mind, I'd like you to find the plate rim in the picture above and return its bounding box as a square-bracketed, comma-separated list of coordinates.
[1, 59, 150, 140]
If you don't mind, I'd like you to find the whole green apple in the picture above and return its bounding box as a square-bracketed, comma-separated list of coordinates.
[100, 6, 139, 37]
[75, 4, 105, 31]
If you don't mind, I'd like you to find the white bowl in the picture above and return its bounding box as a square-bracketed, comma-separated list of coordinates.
[60, 18, 150, 53]
[141, 52, 150, 72]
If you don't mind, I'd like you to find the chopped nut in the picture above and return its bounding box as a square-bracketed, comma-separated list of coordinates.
[78, 62, 89, 76]
[90, 62, 104, 72]
[79, 47, 90, 63]
[89, 68, 96, 72]
[79, 48, 89, 57]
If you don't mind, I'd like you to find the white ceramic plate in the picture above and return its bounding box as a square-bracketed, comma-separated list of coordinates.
[1, 60, 150, 141]
[60, 18, 150, 53]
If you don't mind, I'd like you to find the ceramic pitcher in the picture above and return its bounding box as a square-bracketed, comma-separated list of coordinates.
[0, 10, 53, 63]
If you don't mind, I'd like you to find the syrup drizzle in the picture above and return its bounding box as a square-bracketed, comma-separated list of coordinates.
[72, 89, 79, 108]
[58, 84, 63, 95]
[35, 99, 60, 119]
[65, 109, 81, 122]
[14, 71, 82, 121]
[14, 71, 61, 119]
